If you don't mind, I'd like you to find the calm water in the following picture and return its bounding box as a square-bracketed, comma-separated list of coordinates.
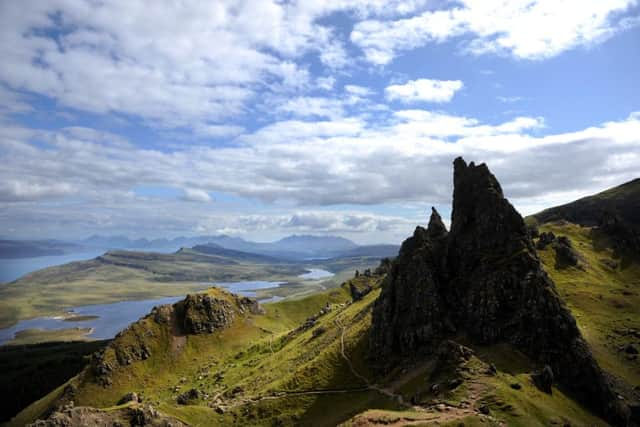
[0, 251, 106, 283]
[213, 280, 287, 297]
[0, 295, 184, 345]
[0, 280, 286, 345]
[298, 268, 334, 280]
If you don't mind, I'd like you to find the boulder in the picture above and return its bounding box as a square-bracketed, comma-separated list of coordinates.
[349, 281, 372, 301]
[176, 388, 201, 405]
[531, 365, 554, 394]
[536, 231, 556, 250]
[117, 392, 140, 405]
[553, 236, 581, 268]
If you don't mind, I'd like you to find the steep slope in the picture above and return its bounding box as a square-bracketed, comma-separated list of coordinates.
[370, 158, 629, 425]
[533, 178, 640, 255]
[188, 244, 284, 264]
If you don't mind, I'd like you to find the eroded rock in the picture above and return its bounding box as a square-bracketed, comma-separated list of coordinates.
[369, 157, 629, 426]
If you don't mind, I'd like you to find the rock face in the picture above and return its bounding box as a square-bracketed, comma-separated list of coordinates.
[370, 157, 628, 425]
[177, 292, 262, 335]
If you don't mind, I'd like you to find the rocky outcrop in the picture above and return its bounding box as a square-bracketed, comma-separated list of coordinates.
[535, 231, 556, 249]
[181, 294, 235, 334]
[349, 281, 372, 301]
[178, 292, 263, 335]
[176, 388, 201, 405]
[91, 288, 262, 386]
[552, 236, 582, 269]
[370, 157, 629, 425]
[29, 404, 187, 427]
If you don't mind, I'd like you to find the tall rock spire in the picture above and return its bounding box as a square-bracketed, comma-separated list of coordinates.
[370, 157, 628, 426]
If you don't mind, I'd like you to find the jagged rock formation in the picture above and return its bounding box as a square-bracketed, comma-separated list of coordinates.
[370, 157, 629, 425]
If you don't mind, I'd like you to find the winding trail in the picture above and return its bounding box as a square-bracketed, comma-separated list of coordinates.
[220, 314, 495, 425]
[333, 316, 412, 408]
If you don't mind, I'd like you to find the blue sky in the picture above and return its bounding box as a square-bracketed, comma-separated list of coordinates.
[1, 0, 639, 244]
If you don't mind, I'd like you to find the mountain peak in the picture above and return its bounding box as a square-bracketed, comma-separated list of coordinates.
[426, 207, 447, 240]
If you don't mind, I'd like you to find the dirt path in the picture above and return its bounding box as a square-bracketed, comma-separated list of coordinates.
[221, 316, 499, 425]
[333, 317, 411, 408]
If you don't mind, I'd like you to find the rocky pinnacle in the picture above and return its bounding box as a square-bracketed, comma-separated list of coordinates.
[370, 157, 629, 425]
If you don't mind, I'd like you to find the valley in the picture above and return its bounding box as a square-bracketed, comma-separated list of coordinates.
[0, 245, 383, 344]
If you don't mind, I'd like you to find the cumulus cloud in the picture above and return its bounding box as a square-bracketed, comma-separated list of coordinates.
[344, 85, 375, 97]
[0, 1, 394, 133]
[182, 188, 212, 203]
[385, 79, 464, 103]
[351, 0, 638, 64]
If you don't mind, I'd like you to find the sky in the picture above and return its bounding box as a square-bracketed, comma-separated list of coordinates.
[0, 0, 639, 244]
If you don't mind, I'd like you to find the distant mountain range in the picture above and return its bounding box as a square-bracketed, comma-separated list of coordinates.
[1, 234, 399, 261]
[0, 240, 83, 259]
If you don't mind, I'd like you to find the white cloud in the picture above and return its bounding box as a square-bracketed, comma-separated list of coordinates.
[385, 79, 464, 103]
[344, 85, 375, 97]
[276, 97, 347, 119]
[497, 96, 523, 103]
[182, 188, 212, 203]
[316, 76, 336, 91]
[351, 0, 638, 64]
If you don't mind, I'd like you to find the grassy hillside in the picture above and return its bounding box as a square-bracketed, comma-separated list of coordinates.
[12, 260, 630, 426]
[534, 178, 640, 228]
[7, 209, 640, 425]
[535, 221, 640, 388]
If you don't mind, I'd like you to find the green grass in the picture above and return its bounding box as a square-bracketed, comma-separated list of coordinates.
[10, 225, 639, 426]
[536, 221, 640, 386]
